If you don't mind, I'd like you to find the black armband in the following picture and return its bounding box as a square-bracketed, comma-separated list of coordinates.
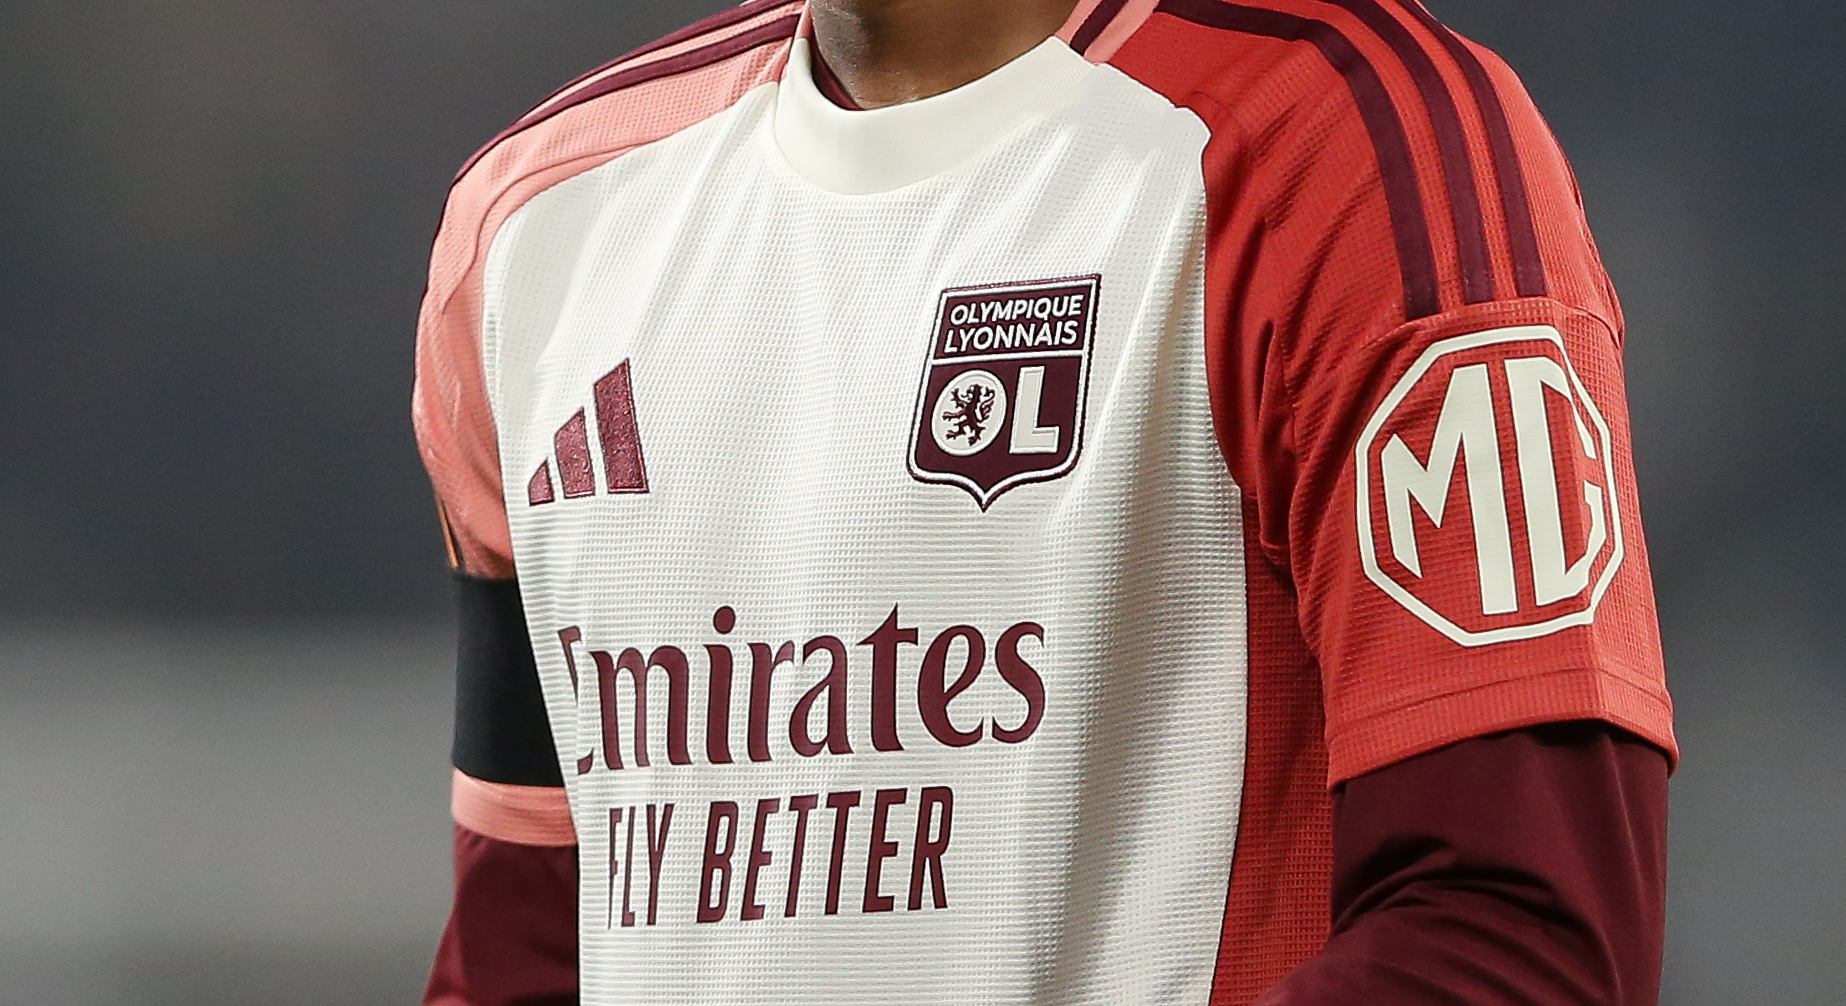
[451, 572, 565, 787]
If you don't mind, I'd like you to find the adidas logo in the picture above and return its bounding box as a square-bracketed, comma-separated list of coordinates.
[528, 360, 649, 505]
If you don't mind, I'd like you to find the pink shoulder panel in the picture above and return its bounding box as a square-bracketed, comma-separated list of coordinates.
[413, 4, 799, 577]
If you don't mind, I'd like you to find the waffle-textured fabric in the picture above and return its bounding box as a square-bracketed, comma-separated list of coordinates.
[411, 2, 1677, 1003]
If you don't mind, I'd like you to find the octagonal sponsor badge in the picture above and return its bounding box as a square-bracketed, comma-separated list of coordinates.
[1354, 325, 1624, 646]
[909, 277, 1099, 509]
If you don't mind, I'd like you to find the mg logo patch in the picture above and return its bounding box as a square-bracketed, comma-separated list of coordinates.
[909, 277, 1098, 509]
[1355, 326, 1624, 646]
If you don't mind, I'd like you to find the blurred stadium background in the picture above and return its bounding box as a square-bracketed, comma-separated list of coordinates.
[1, 0, 1841, 1002]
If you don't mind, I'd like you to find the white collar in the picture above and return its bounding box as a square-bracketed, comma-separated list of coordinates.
[771, 35, 1096, 195]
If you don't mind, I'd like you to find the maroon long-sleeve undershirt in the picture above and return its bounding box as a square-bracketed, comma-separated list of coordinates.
[1261, 722, 1670, 1006]
[424, 828, 579, 1006]
[423, 722, 1668, 1006]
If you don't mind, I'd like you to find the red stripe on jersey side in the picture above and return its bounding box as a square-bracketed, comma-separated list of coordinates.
[1157, 0, 1442, 320]
[1393, 0, 1548, 298]
[1072, 0, 1133, 53]
[457, 14, 801, 180]
[1317, 0, 1495, 305]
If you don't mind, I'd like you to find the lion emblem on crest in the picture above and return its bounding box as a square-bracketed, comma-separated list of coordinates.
[928, 369, 1009, 458]
[941, 382, 996, 447]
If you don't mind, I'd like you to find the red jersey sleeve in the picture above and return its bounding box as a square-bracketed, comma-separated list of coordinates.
[1126, 2, 1676, 783]
[1254, 34, 1671, 783]
[1288, 298, 1674, 782]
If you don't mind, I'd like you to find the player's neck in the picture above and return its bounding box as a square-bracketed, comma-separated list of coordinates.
[807, 0, 1082, 109]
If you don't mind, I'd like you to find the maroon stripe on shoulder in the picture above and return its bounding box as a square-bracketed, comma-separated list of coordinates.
[618, 0, 802, 67]
[1393, 0, 1546, 298]
[1322, 0, 1494, 304]
[1072, 0, 1133, 54]
[496, 1, 802, 144]
[1155, 0, 1442, 320]
[457, 14, 799, 180]
[523, 16, 797, 131]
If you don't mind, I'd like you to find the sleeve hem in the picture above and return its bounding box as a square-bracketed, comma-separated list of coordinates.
[1325, 667, 1677, 785]
[451, 768, 578, 846]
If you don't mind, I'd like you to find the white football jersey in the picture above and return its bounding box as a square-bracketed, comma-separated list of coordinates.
[414, 2, 1674, 1003]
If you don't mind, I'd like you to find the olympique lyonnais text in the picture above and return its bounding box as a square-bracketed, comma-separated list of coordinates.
[559, 606, 1047, 929]
[937, 289, 1091, 357]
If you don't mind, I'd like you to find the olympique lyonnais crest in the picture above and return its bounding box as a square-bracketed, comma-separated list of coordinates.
[909, 276, 1099, 509]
